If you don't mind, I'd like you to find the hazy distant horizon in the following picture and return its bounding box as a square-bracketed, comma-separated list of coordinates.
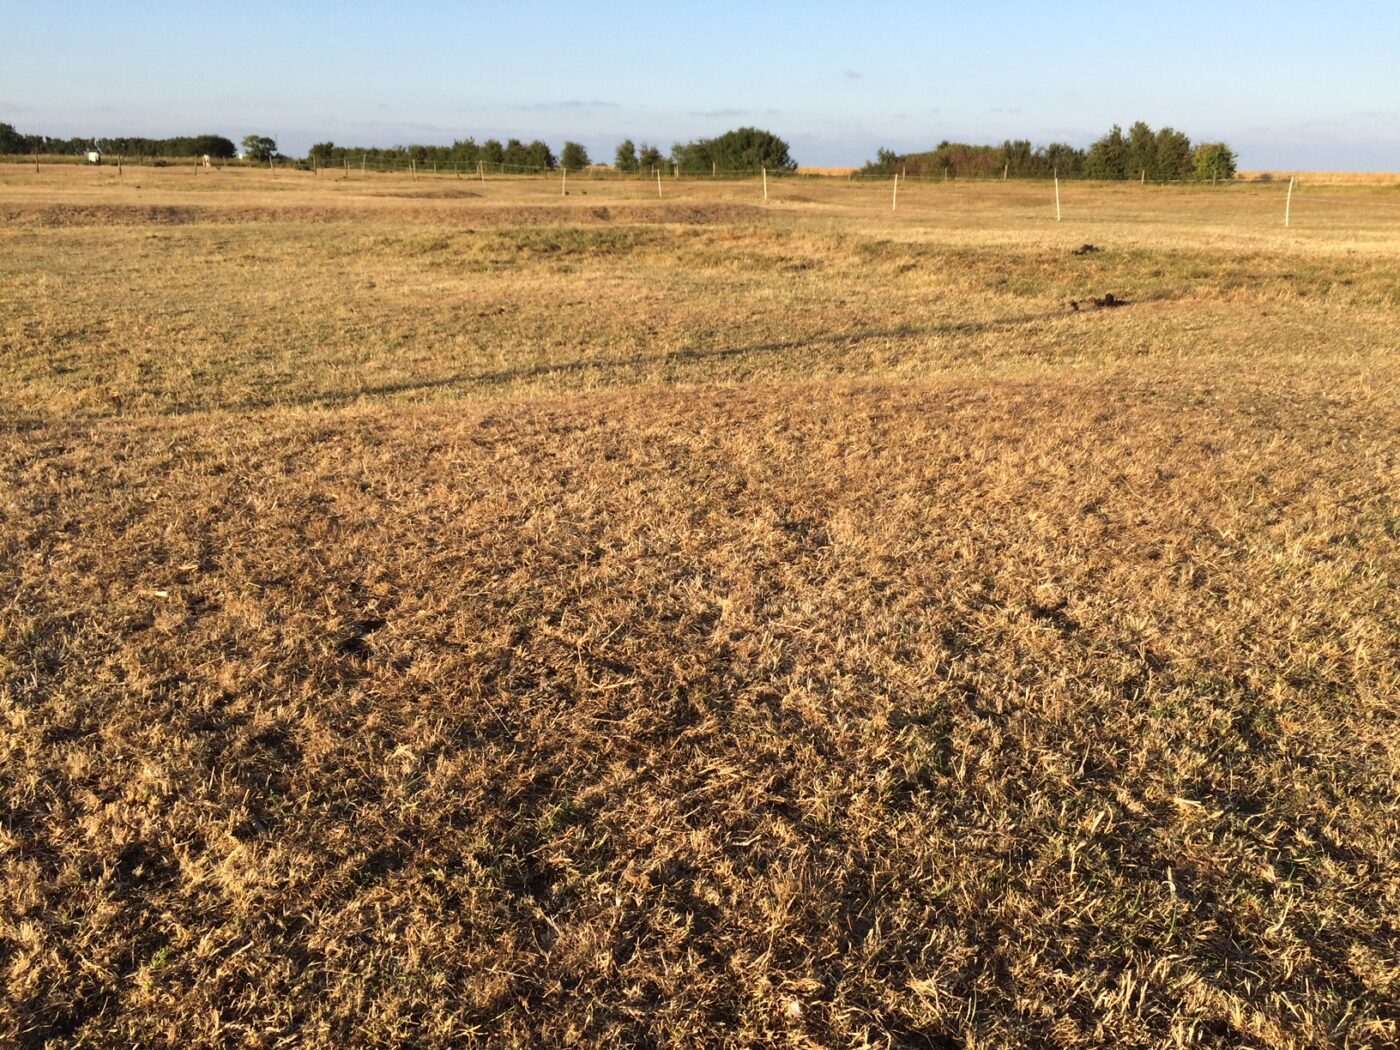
[5, 1, 1398, 171]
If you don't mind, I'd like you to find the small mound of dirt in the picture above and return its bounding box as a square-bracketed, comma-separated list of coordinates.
[1071, 243, 1102, 256]
[1068, 293, 1128, 311]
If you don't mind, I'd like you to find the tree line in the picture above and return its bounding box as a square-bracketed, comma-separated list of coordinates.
[5, 116, 1236, 181]
[864, 140, 1086, 179]
[1085, 122, 1236, 181]
[613, 128, 795, 175]
[4, 118, 800, 177]
[0, 122, 236, 158]
[309, 127, 795, 176]
[863, 123, 1236, 181]
[307, 138, 571, 171]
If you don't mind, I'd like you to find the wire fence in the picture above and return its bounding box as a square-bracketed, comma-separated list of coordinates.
[8, 152, 1398, 230]
[6, 151, 1352, 187]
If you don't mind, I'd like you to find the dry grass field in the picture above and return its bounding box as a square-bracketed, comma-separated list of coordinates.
[2, 164, 1399, 1048]
[1237, 171, 1400, 186]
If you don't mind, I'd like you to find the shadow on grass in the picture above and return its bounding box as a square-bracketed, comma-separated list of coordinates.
[219, 307, 1091, 415]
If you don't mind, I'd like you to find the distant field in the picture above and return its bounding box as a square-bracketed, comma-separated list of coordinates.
[1237, 170, 1400, 185]
[2, 164, 1398, 1048]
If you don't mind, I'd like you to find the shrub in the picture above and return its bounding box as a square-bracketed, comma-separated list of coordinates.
[1193, 143, 1238, 182]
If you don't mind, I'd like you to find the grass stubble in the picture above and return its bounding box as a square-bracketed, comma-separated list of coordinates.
[2, 165, 1399, 1047]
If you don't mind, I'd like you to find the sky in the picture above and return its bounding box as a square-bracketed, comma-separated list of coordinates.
[4, 1, 1399, 170]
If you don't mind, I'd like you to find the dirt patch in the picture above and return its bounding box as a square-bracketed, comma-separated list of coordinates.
[362, 188, 484, 200]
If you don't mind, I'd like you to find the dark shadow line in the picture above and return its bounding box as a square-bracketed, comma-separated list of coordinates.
[214, 308, 1084, 415]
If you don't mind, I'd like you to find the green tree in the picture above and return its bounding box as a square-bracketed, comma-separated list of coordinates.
[308, 141, 336, 166]
[241, 134, 277, 161]
[998, 140, 1036, 178]
[449, 138, 480, 164]
[866, 147, 900, 175]
[638, 143, 664, 171]
[671, 127, 796, 175]
[0, 122, 23, 153]
[1152, 126, 1194, 181]
[1085, 125, 1129, 180]
[481, 139, 505, 167]
[1193, 142, 1237, 181]
[191, 134, 237, 159]
[614, 138, 638, 173]
[560, 141, 590, 170]
[1126, 121, 1155, 180]
[1043, 142, 1085, 178]
[525, 139, 556, 170]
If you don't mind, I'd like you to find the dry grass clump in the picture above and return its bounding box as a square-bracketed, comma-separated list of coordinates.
[2, 165, 1400, 1047]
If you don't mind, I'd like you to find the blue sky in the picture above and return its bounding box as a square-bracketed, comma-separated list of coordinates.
[4, 1, 1398, 169]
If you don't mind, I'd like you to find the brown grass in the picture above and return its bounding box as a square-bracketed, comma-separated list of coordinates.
[2, 163, 1399, 1048]
[1237, 171, 1400, 186]
[1238, 171, 1400, 186]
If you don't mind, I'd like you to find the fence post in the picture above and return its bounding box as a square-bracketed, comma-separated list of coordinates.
[656, 167, 662, 198]
[1285, 177, 1295, 227]
[762, 166, 767, 201]
[892, 172, 898, 211]
[1054, 171, 1061, 221]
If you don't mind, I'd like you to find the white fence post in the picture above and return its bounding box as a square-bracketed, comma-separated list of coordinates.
[892, 172, 899, 211]
[1285, 177, 1295, 227]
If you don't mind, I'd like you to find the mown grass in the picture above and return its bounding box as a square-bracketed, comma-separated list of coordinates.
[2, 165, 1398, 1047]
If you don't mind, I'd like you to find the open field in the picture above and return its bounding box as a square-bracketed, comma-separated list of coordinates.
[1236, 171, 1400, 186]
[2, 164, 1399, 1047]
